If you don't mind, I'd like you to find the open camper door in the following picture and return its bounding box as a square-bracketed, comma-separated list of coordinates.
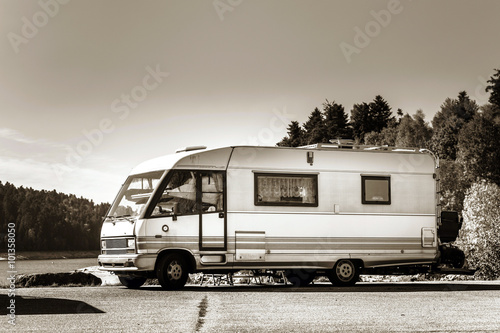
[198, 171, 227, 251]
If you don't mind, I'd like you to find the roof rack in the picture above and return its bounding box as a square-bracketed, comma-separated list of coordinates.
[298, 142, 424, 153]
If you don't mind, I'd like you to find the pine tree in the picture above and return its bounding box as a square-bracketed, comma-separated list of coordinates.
[486, 68, 500, 109]
[277, 121, 305, 147]
[369, 95, 394, 133]
[350, 102, 371, 142]
[323, 99, 351, 141]
[302, 107, 325, 145]
[350, 96, 393, 143]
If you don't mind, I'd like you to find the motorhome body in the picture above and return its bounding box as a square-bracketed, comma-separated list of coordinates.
[98, 144, 463, 289]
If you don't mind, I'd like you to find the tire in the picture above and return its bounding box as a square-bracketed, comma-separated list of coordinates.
[284, 269, 316, 287]
[119, 276, 147, 289]
[156, 253, 189, 290]
[327, 259, 360, 286]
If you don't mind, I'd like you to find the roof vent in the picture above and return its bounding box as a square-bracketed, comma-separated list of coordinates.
[175, 146, 207, 153]
[329, 138, 355, 148]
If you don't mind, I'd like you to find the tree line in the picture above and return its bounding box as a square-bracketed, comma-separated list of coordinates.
[278, 69, 500, 212]
[277, 68, 500, 279]
[0, 182, 110, 251]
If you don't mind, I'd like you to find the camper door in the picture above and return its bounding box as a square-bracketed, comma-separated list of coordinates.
[147, 170, 227, 251]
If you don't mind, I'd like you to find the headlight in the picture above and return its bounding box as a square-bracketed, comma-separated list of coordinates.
[127, 238, 135, 248]
[101, 240, 106, 249]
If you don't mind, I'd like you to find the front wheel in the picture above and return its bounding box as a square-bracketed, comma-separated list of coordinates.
[119, 276, 147, 289]
[327, 260, 360, 286]
[156, 253, 189, 290]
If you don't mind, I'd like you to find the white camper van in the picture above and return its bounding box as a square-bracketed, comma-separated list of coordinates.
[98, 144, 465, 289]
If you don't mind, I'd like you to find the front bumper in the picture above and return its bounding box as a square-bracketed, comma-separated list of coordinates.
[98, 253, 157, 272]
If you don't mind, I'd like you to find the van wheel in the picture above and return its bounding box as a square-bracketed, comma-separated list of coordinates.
[156, 253, 188, 290]
[119, 276, 147, 289]
[284, 269, 315, 287]
[327, 260, 359, 286]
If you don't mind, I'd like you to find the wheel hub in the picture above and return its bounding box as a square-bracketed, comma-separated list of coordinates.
[337, 261, 353, 281]
[167, 261, 182, 280]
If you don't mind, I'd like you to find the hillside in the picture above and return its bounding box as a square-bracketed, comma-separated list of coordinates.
[0, 181, 110, 251]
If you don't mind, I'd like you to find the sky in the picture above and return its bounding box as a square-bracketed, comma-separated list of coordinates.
[1, 0, 499, 203]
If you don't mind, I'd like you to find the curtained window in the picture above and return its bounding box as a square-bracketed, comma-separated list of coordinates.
[254, 173, 318, 207]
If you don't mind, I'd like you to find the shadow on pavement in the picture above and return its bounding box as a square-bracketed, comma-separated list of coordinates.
[0, 294, 105, 315]
[137, 282, 500, 293]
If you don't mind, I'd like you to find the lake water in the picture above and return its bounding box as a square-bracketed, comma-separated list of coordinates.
[0, 258, 98, 286]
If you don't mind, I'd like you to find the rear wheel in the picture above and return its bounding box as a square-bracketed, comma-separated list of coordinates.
[327, 259, 359, 286]
[119, 276, 147, 289]
[156, 253, 189, 290]
[284, 269, 316, 287]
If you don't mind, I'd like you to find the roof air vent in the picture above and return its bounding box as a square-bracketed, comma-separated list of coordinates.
[175, 146, 207, 153]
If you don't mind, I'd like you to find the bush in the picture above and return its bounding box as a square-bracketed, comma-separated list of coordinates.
[456, 180, 500, 279]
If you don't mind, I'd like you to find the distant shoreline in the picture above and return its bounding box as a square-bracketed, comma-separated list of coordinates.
[0, 250, 100, 260]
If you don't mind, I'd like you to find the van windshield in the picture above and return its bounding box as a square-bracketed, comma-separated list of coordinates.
[107, 170, 165, 220]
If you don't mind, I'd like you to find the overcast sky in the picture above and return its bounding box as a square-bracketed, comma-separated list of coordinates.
[1, 0, 499, 203]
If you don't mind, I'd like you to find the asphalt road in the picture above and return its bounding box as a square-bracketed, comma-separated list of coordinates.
[2, 282, 500, 332]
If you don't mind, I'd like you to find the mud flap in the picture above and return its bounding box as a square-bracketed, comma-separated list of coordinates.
[439, 211, 462, 243]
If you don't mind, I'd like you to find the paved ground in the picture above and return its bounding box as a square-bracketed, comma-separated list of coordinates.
[1, 281, 500, 332]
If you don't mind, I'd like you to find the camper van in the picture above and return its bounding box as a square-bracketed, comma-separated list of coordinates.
[98, 144, 465, 289]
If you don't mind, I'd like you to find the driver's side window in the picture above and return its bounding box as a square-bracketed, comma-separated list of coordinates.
[151, 170, 197, 217]
[149, 170, 225, 217]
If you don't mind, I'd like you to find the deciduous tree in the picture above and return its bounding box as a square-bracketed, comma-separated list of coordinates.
[457, 112, 500, 186]
[430, 91, 478, 159]
[396, 110, 432, 148]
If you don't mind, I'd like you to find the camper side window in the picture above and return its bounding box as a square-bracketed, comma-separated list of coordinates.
[361, 175, 391, 204]
[254, 173, 318, 207]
